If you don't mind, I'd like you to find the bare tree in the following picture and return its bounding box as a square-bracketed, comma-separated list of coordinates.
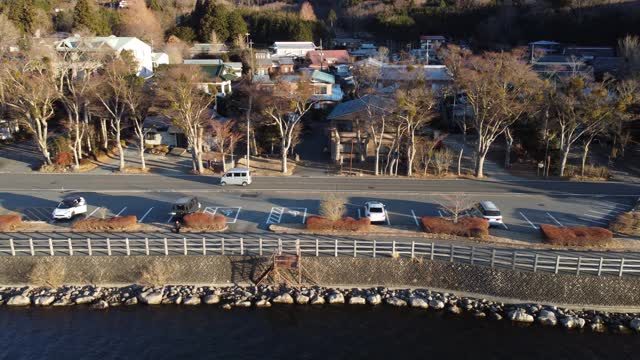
[159, 66, 215, 173]
[451, 50, 543, 177]
[395, 82, 436, 176]
[119, 0, 164, 46]
[319, 193, 346, 221]
[123, 75, 152, 170]
[262, 78, 315, 174]
[437, 193, 475, 224]
[95, 57, 134, 171]
[209, 119, 235, 172]
[3, 55, 59, 165]
[0, 14, 21, 52]
[618, 35, 640, 79]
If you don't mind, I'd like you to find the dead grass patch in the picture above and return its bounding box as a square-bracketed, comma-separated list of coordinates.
[28, 260, 66, 288]
[118, 166, 150, 174]
[306, 216, 371, 232]
[610, 212, 640, 236]
[183, 212, 226, 231]
[0, 214, 22, 231]
[72, 216, 139, 231]
[540, 224, 613, 247]
[420, 216, 489, 238]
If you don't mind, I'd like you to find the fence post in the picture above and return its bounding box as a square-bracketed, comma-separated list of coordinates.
[29, 238, 34, 256]
[260, 237, 263, 256]
[87, 238, 92, 256]
[576, 257, 582, 275]
[449, 245, 454, 262]
[334, 239, 338, 257]
[554, 256, 561, 274]
[411, 242, 415, 259]
[183, 238, 188, 255]
[490, 249, 496, 268]
[202, 238, 206, 255]
[278, 238, 282, 254]
[221, 238, 225, 255]
[107, 238, 112, 256]
[430, 243, 435, 260]
[619, 258, 625, 277]
[598, 257, 603, 276]
[240, 237, 244, 255]
[315, 238, 319, 257]
[353, 240, 357, 257]
[373, 239, 376, 258]
[68, 238, 73, 256]
[9, 238, 15, 256]
[164, 238, 168, 256]
[470, 246, 475, 265]
[392, 241, 396, 256]
[533, 254, 539, 272]
[49, 238, 54, 256]
[125, 238, 130, 256]
[144, 238, 149, 256]
[512, 252, 517, 270]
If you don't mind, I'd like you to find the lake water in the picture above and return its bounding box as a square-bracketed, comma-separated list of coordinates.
[0, 306, 637, 359]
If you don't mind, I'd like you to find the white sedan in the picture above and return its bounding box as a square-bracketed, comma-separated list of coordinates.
[52, 196, 87, 220]
[364, 201, 387, 224]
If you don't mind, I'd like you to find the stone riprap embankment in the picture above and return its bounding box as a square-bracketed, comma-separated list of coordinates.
[1, 284, 640, 334]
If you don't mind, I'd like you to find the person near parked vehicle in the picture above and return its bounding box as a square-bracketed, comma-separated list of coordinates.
[174, 220, 181, 234]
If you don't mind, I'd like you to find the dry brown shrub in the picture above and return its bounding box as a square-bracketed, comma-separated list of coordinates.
[540, 224, 613, 247]
[54, 152, 73, 167]
[319, 194, 346, 221]
[28, 260, 66, 288]
[420, 216, 489, 238]
[183, 212, 226, 231]
[305, 216, 370, 232]
[72, 216, 139, 231]
[0, 215, 22, 231]
[610, 212, 640, 236]
[138, 261, 177, 287]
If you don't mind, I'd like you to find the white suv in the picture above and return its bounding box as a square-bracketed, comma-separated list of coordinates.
[475, 201, 503, 226]
[364, 201, 387, 224]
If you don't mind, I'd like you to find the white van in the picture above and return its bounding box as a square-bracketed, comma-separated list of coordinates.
[221, 168, 252, 186]
[475, 201, 503, 226]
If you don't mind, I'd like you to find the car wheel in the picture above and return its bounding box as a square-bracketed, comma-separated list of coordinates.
[242, 182, 248, 187]
[220, 181, 226, 186]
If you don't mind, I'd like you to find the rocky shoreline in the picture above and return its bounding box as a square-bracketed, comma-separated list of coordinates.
[1, 284, 639, 334]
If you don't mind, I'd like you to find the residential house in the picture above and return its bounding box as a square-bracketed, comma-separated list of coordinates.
[529, 40, 561, 61]
[270, 42, 317, 58]
[531, 55, 593, 78]
[419, 35, 446, 54]
[181, 60, 238, 96]
[255, 56, 295, 76]
[326, 95, 395, 162]
[253, 70, 343, 107]
[307, 50, 350, 70]
[56, 35, 154, 78]
[142, 115, 187, 148]
[350, 43, 379, 60]
[151, 52, 169, 68]
[378, 65, 452, 91]
[332, 38, 362, 51]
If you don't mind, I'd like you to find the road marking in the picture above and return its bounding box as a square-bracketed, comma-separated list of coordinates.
[138, 207, 154, 223]
[385, 210, 391, 226]
[588, 209, 617, 216]
[546, 212, 563, 227]
[583, 213, 615, 219]
[501, 222, 509, 230]
[519, 212, 538, 229]
[88, 207, 102, 217]
[357, 208, 361, 219]
[438, 210, 444, 218]
[267, 207, 284, 224]
[411, 210, 419, 227]
[166, 215, 174, 223]
[115, 207, 127, 216]
[206, 207, 242, 224]
[302, 208, 307, 224]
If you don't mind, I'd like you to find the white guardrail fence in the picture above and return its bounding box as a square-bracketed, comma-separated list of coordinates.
[1, 237, 639, 277]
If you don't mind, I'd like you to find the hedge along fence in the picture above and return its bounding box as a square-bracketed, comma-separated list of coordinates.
[183, 213, 226, 231]
[420, 217, 489, 238]
[306, 216, 371, 232]
[610, 212, 640, 236]
[0, 215, 22, 231]
[73, 216, 139, 231]
[540, 224, 613, 247]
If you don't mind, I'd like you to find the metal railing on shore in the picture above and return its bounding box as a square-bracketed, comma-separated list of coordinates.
[2, 237, 639, 277]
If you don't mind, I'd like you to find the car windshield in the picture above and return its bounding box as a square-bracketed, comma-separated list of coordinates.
[173, 205, 186, 211]
[484, 210, 501, 217]
[369, 207, 383, 213]
[58, 200, 77, 209]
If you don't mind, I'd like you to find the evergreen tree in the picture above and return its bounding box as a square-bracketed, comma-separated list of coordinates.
[198, 1, 229, 43]
[73, 0, 96, 30]
[6, 0, 37, 34]
[227, 11, 248, 42]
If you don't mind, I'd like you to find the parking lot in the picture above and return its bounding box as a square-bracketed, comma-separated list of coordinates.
[0, 191, 635, 237]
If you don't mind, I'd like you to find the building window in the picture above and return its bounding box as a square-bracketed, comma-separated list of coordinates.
[315, 86, 328, 95]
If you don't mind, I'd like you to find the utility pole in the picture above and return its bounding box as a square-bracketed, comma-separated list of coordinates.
[246, 95, 252, 170]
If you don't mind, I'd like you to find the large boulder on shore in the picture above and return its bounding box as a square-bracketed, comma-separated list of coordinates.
[630, 318, 640, 332]
[537, 310, 558, 326]
[429, 299, 445, 310]
[508, 308, 534, 323]
[7, 295, 31, 306]
[74, 296, 95, 305]
[367, 294, 382, 305]
[310, 295, 325, 305]
[561, 316, 585, 329]
[203, 294, 220, 305]
[409, 297, 429, 309]
[328, 292, 345, 304]
[138, 291, 163, 305]
[273, 293, 294, 304]
[349, 296, 366, 305]
[386, 297, 407, 307]
[295, 294, 310, 305]
[33, 295, 55, 306]
[183, 296, 201, 306]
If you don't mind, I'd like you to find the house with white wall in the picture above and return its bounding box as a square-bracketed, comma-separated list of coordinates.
[270, 41, 317, 58]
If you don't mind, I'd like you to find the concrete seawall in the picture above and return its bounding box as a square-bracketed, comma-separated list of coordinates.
[2, 255, 640, 309]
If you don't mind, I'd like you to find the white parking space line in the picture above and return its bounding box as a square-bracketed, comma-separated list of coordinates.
[438, 210, 444, 218]
[385, 210, 391, 226]
[519, 212, 538, 230]
[139, 207, 154, 223]
[501, 222, 509, 230]
[302, 208, 307, 224]
[357, 208, 361, 219]
[411, 210, 419, 227]
[583, 213, 616, 219]
[115, 207, 127, 217]
[546, 212, 563, 227]
[267, 207, 284, 224]
[88, 207, 102, 217]
[209, 207, 242, 224]
[166, 215, 174, 223]
[578, 217, 609, 226]
[588, 209, 618, 216]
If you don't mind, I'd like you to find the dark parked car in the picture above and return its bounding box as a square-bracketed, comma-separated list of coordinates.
[169, 196, 201, 220]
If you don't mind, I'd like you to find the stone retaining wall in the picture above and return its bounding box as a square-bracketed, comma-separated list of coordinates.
[2, 255, 640, 307]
